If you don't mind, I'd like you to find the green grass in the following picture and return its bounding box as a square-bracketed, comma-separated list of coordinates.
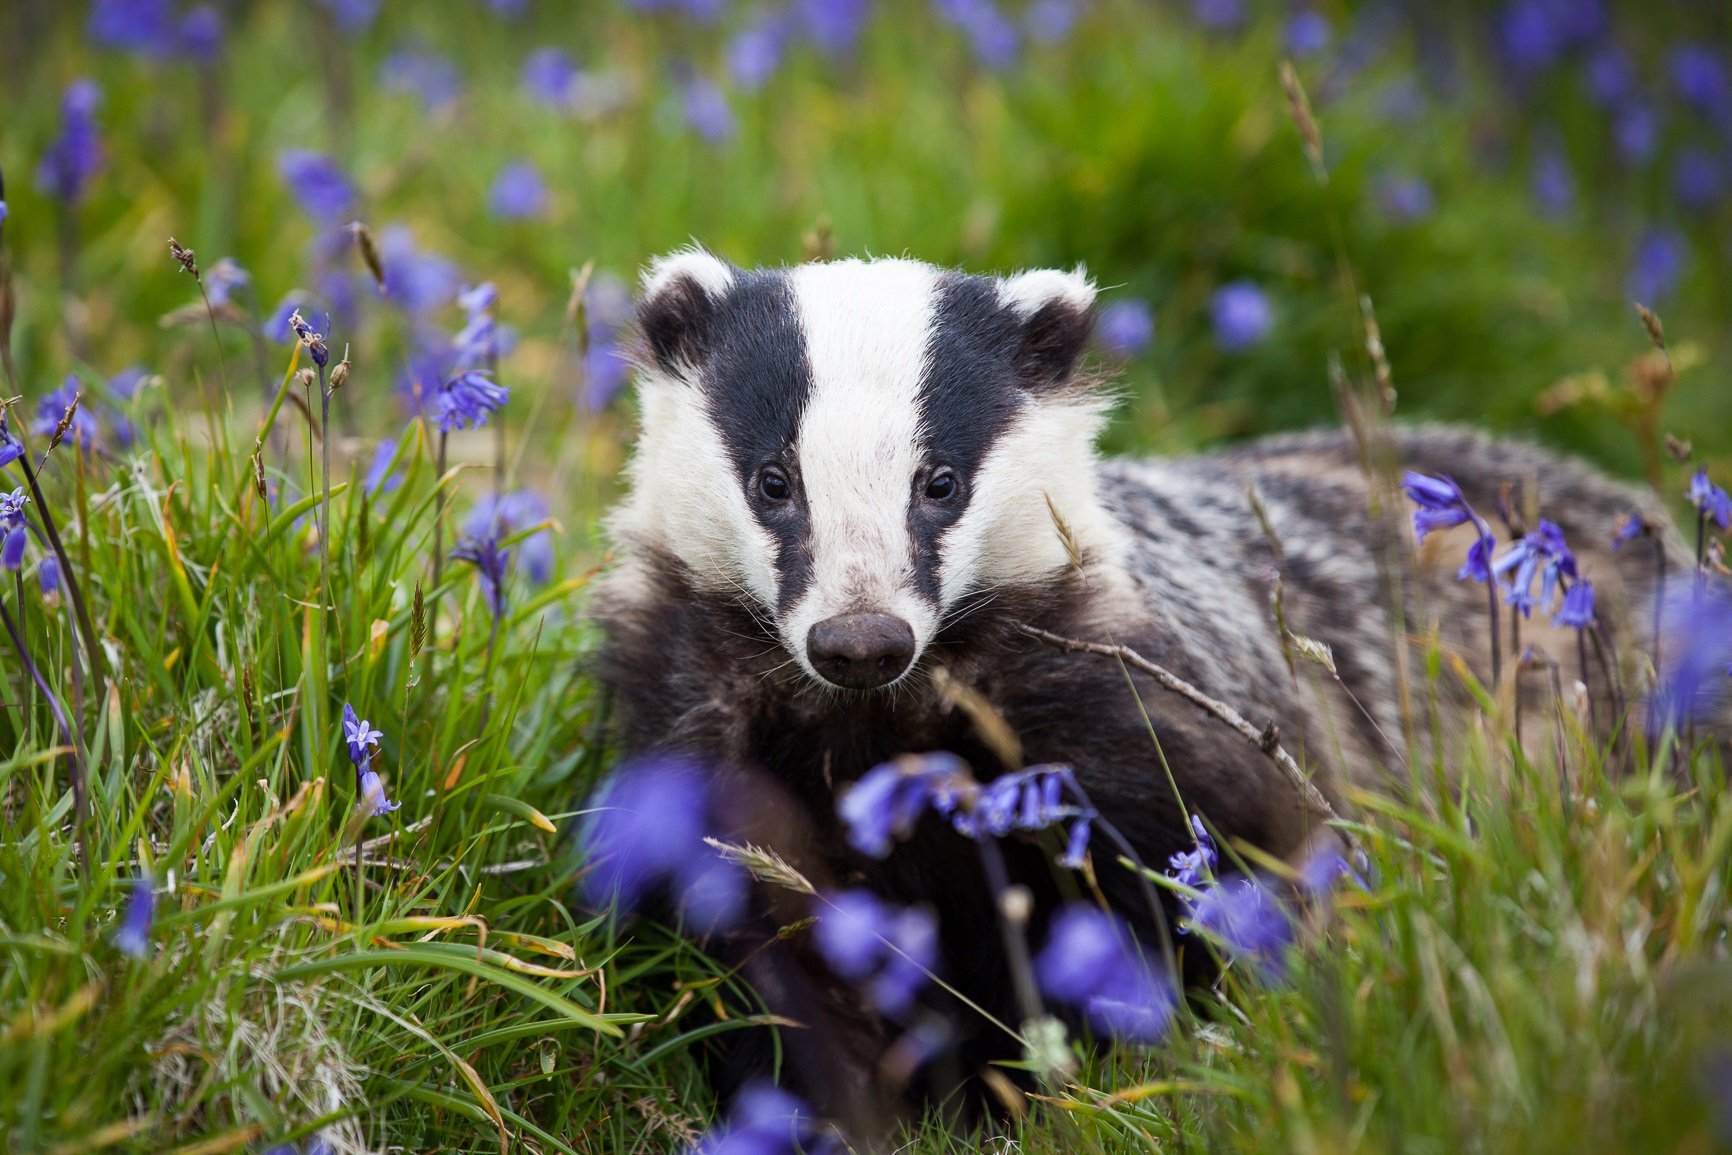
[2, 2, 1731, 1152]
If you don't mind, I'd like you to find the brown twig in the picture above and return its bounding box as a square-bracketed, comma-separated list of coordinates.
[1013, 622, 1344, 829]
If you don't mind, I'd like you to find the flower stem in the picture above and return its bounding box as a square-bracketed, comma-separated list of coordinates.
[974, 836, 1044, 1028]
[318, 364, 332, 614]
[10, 435, 106, 695]
[0, 594, 88, 876]
[431, 428, 448, 647]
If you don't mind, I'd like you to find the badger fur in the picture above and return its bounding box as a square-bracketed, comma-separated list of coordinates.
[590, 249, 1691, 1131]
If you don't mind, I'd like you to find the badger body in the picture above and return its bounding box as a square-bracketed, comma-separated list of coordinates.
[591, 251, 1683, 1127]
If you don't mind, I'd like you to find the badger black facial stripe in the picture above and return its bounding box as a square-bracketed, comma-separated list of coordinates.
[696, 270, 818, 608]
[910, 274, 1029, 605]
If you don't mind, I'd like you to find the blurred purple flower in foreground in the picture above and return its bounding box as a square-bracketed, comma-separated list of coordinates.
[464, 490, 554, 584]
[1377, 172, 1435, 222]
[88, 0, 179, 57]
[381, 45, 463, 113]
[432, 371, 508, 432]
[1689, 468, 1732, 531]
[318, 0, 381, 32]
[38, 81, 103, 205]
[579, 757, 746, 933]
[1096, 298, 1154, 359]
[113, 874, 156, 958]
[278, 150, 357, 222]
[1670, 44, 1731, 118]
[1581, 42, 1631, 106]
[203, 258, 250, 308]
[523, 47, 580, 107]
[1286, 10, 1331, 57]
[34, 376, 100, 452]
[489, 160, 550, 220]
[1035, 905, 1175, 1044]
[1192, 0, 1245, 34]
[364, 436, 403, 497]
[935, 0, 1019, 69]
[1673, 148, 1726, 214]
[1025, 0, 1080, 45]
[178, 6, 224, 64]
[451, 531, 511, 619]
[1531, 142, 1575, 217]
[692, 1084, 840, 1155]
[1611, 102, 1660, 168]
[728, 15, 792, 90]
[683, 76, 736, 144]
[799, 0, 872, 56]
[1652, 587, 1732, 730]
[813, 889, 938, 1014]
[378, 225, 460, 315]
[1210, 281, 1272, 351]
[1627, 227, 1686, 305]
[1184, 875, 1295, 981]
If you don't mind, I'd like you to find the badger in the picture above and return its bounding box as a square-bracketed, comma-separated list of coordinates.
[589, 249, 1691, 1130]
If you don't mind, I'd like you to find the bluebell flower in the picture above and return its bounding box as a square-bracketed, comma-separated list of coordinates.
[1670, 44, 1731, 117]
[1, 488, 29, 571]
[464, 490, 554, 584]
[265, 292, 322, 344]
[114, 874, 157, 958]
[813, 889, 939, 1015]
[278, 151, 357, 222]
[1492, 519, 1576, 619]
[935, 0, 1018, 68]
[951, 764, 1097, 867]
[682, 76, 736, 144]
[342, 703, 398, 816]
[39, 555, 60, 597]
[1554, 579, 1595, 629]
[1166, 814, 1218, 889]
[1185, 875, 1295, 980]
[380, 45, 464, 113]
[1611, 103, 1660, 168]
[452, 532, 510, 618]
[1581, 43, 1631, 106]
[287, 309, 330, 369]
[1674, 148, 1726, 214]
[837, 753, 971, 857]
[1096, 299, 1154, 358]
[1401, 471, 1499, 582]
[1285, 10, 1331, 56]
[1688, 468, 1732, 531]
[1531, 144, 1575, 218]
[1210, 281, 1272, 351]
[579, 757, 747, 932]
[378, 225, 460, 315]
[1192, 0, 1245, 33]
[798, 0, 871, 56]
[87, 0, 178, 58]
[34, 376, 100, 452]
[358, 765, 401, 816]
[365, 436, 403, 497]
[203, 257, 249, 308]
[1376, 172, 1434, 222]
[432, 371, 509, 432]
[1612, 513, 1645, 550]
[522, 47, 579, 107]
[728, 14, 792, 90]
[318, 0, 382, 31]
[1025, 0, 1079, 45]
[1652, 587, 1732, 730]
[693, 1083, 838, 1155]
[1035, 904, 1176, 1044]
[0, 412, 24, 469]
[1627, 227, 1687, 305]
[37, 81, 103, 205]
[1496, 0, 1566, 74]
[489, 160, 550, 220]
[1299, 843, 1370, 895]
[178, 6, 224, 64]
[342, 703, 384, 765]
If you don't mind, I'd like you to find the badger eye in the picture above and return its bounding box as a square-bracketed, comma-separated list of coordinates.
[758, 467, 792, 502]
[925, 469, 959, 502]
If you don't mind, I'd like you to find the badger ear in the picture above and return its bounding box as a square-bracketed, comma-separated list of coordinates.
[998, 267, 1097, 390]
[637, 248, 737, 375]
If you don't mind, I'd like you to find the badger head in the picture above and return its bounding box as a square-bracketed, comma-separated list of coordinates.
[609, 249, 1122, 692]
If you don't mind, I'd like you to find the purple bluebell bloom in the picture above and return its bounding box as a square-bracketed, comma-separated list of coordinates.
[1689, 468, 1732, 531]
[1531, 142, 1575, 217]
[1025, 0, 1079, 45]
[488, 0, 528, 14]
[432, 371, 508, 432]
[1496, 0, 1567, 74]
[452, 532, 511, 618]
[203, 257, 249, 308]
[1613, 513, 1645, 550]
[1, 488, 29, 571]
[951, 764, 1097, 868]
[1401, 472, 1496, 583]
[39, 555, 61, 596]
[378, 226, 460, 315]
[34, 376, 100, 452]
[1210, 281, 1272, 351]
[935, 0, 1018, 68]
[1192, 0, 1245, 33]
[1185, 875, 1295, 980]
[178, 7, 224, 64]
[343, 702, 398, 816]
[1097, 299, 1153, 359]
[1674, 148, 1725, 213]
[1299, 843, 1370, 895]
[579, 757, 747, 932]
[1035, 905, 1176, 1044]
[1285, 10, 1331, 57]
[1627, 227, 1687, 305]
[693, 1083, 837, 1155]
[489, 161, 549, 220]
[728, 16, 791, 90]
[87, 0, 178, 58]
[1611, 103, 1660, 168]
[1652, 587, 1732, 729]
[278, 151, 357, 222]
[683, 76, 736, 144]
[1376, 172, 1435, 222]
[287, 309, 330, 368]
[452, 283, 499, 368]
[1492, 518, 1577, 618]
[837, 753, 971, 857]
[798, 0, 871, 56]
[1166, 814, 1218, 889]
[1670, 44, 1731, 117]
[380, 45, 463, 113]
[113, 874, 156, 958]
[358, 766, 401, 816]
[1554, 579, 1595, 629]
[465, 490, 554, 584]
[318, 0, 382, 31]
[364, 436, 403, 497]
[813, 889, 939, 1014]
[342, 702, 383, 765]
[265, 292, 322, 344]
[583, 342, 633, 410]
[523, 47, 579, 107]
[0, 413, 24, 469]
[1581, 43, 1632, 106]
[37, 81, 103, 205]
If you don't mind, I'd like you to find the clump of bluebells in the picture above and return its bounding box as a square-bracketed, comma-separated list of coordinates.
[689, 1083, 843, 1155]
[1034, 905, 1175, 1044]
[342, 704, 398, 817]
[811, 890, 938, 1015]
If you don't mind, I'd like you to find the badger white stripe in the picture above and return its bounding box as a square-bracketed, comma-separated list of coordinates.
[780, 259, 941, 675]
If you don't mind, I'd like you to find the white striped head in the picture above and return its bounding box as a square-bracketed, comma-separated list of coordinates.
[612, 249, 1117, 691]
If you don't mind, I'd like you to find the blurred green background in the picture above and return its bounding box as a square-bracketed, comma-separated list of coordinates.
[5, 0, 1729, 525]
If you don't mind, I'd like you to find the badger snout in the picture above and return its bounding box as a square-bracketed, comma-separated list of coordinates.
[806, 613, 916, 689]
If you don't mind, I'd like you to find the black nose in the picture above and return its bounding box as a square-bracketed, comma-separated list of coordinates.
[806, 613, 916, 689]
